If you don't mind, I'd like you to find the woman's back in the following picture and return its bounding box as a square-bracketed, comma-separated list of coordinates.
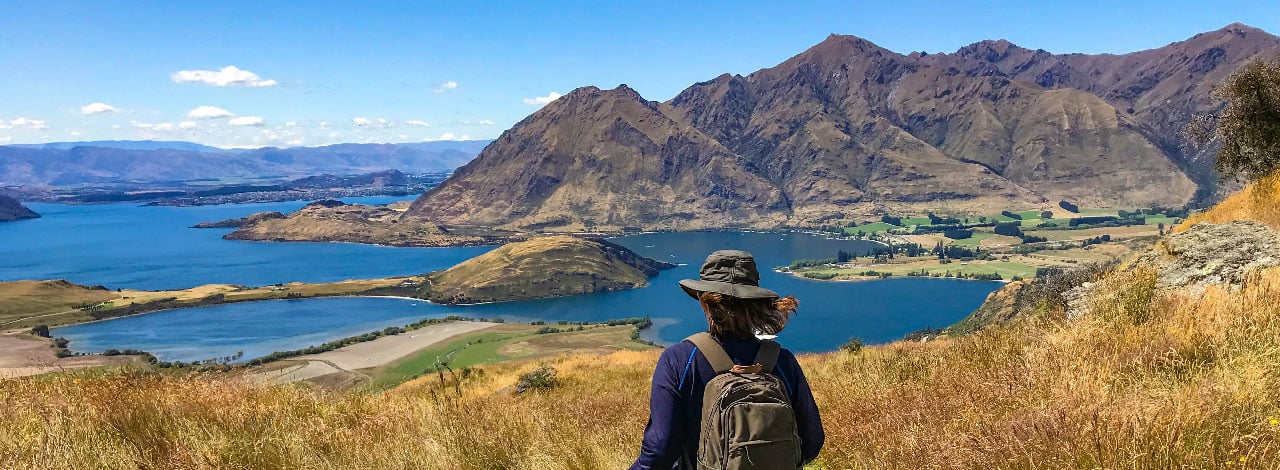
[630, 335, 824, 469]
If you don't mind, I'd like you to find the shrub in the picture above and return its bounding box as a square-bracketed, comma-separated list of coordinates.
[1059, 200, 1080, 212]
[841, 337, 863, 354]
[515, 366, 559, 394]
[30, 325, 50, 338]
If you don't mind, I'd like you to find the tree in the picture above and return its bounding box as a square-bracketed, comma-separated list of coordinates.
[1187, 59, 1280, 181]
[30, 325, 50, 338]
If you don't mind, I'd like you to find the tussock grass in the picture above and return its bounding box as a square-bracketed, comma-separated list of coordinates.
[5, 267, 1280, 468]
[1178, 172, 1280, 231]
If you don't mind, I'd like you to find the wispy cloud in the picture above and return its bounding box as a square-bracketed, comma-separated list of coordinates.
[433, 80, 459, 94]
[228, 116, 265, 126]
[0, 117, 49, 130]
[403, 120, 430, 127]
[523, 91, 561, 106]
[478, 119, 495, 125]
[132, 120, 177, 132]
[423, 132, 472, 141]
[187, 106, 235, 119]
[178, 121, 197, 130]
[171, 66, 278, 87]
[80, 102, 118, 115]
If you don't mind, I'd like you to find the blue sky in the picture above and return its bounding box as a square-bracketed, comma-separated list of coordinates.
[0, 0, 1276, 148]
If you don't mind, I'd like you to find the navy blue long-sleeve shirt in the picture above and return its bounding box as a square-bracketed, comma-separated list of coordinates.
[630, 335, 824, 469]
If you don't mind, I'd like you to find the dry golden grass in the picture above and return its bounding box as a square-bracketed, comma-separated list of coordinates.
[1178, 172, 1280, 232]
[5, 265, 1280, 468]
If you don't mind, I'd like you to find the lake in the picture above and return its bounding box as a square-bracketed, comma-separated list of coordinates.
[2, 200, 1002, 361]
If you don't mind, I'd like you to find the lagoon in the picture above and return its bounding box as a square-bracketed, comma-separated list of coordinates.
[5, 200, 1001, 361]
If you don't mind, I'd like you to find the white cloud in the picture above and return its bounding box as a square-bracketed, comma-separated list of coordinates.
[187, 106, 235, 119]
[424, 132, 472, 141]
[0, 136, 11, 144]
[284, 121, 298, 128]
[318, 121, 332, 129]
[80, 102, 118, 115]
[111, 124, 121, 130]
[433, 80, 459, 94]
[178, 121, 197, 130]
[523, 91, 562, 106]
[1, 117, 49, 130]
[69, 130, 82, 137]
[170, 66, 278, 87]
[403, 120, 430, 127]
[478, 119, 495, 125]
[228, 116, 265, 126]
[352, 117, 370, 126]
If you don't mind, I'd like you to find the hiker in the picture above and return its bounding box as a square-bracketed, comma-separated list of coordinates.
[631, 250, 824, 469]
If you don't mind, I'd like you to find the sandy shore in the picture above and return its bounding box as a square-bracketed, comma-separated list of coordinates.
[250, 320, 497, 385]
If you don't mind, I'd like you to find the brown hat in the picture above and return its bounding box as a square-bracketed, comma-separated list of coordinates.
[679, 250, 779, 300]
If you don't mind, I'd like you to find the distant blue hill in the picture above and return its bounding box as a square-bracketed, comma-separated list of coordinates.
[0, 140, 494, 186]
[5, 140, 231, 153]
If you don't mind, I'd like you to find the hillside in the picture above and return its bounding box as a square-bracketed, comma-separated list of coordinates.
[416, 235, 675, 304]
[407, 24, 1278, 231]
[0, 195, 39, 222]
[224, 200, 495, 247]
[0, 141, 491, 186]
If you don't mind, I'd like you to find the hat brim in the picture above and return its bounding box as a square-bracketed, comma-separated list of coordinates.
[679, 279, 779, 300]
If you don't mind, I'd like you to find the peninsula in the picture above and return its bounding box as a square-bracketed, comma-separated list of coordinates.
[0, 236, 674, 330]
[0, 195, 39, 222]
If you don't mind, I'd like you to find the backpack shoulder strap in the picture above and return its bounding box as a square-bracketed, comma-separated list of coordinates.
[755, 339, 781, 373]
[685, 332, 734, 374]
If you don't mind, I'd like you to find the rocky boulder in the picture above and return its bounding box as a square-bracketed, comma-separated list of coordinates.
[1133, 221, 1280, 294]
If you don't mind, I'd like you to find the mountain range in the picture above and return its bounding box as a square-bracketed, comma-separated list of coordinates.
[0, 140, 492, 186]
[407, 23, 1280, 231]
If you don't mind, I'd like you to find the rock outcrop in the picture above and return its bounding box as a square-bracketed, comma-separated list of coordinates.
[1132, 221, 1280, 294]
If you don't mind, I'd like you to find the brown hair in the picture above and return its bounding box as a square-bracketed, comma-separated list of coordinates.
[698, 292, 799, 340]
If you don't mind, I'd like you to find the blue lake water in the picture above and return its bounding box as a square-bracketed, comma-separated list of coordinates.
[2, 197, 491, 290]
[2, 200, 1002, 362]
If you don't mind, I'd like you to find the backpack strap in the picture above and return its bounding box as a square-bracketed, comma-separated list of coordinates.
[685, 332, 735, 374]
[755, 339, 781, 373]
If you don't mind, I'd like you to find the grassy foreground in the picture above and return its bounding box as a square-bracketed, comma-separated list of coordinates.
[5, 265, 1280, 468]
[5, 180, 1280, 468]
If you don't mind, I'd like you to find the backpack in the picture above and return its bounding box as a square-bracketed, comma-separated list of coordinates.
[686, 332, 803, 470]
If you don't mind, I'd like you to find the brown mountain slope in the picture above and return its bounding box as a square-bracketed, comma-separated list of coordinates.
[944, 23, 1280, 196]
[409, 25, 1273, 231]
[406, 85, 789, 231]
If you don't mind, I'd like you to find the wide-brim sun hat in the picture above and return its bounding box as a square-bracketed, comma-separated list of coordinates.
[679, 250, 779, 300]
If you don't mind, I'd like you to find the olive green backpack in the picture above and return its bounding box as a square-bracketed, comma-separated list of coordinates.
[686, 333, 803, 470]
